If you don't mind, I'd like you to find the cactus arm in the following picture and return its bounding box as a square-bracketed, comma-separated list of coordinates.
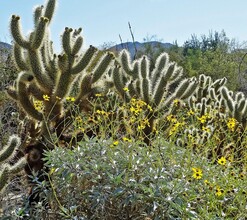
[0, 166, 9, 192]
[128, 81, 137, 97]
[221, 86, 234, 113]
[10, 15, 30, 49]
[150, 52, 168, 80]
[180, 79, 198, 99]
[119, 49, 132, 75]
[76, 74, 93, 100]
[153, 76, 168, 107]
[62, 27, 73, 56]
[71, 45, 97, 74]
[13, 43, 29, 71]
[71, 36, 83, 56]
[0, 135, 21, 163]
[91, 53, 113, 83]
[16, 72, 43, 121]
[43, 0, 56, 23]
[27, 83, 46, 100]
[0, 135, 26, 193]
[141, 78, 150, 104]
[31, 17, 49, 49]
[6, 87, 18, 101]
[140, 56, 149, 79]
[17, 81, 43, 121]
[113, 66, 125, 98]
[174, 79, 190, 98]
[33, 5, 44, 26]
[28, 49, 54, 92]
[163, 62, 176, 82]
[9, 157, 27, 174]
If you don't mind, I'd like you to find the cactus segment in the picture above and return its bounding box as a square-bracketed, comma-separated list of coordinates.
[13, 43, 29, 71]
[0, 136, 21, 163]
[10, 15, 30, 49]
[91, 53, 113, 83]
[0, 166, 9, 192]
[43, 0, 56, 23]
[62, 27, 72, 55]
[71, 36, 83, 55]
[120, 49, 132, 75]
[33, 5, 44, 26]
[71, 45, 97, 74]
[31, 17, 49, 49]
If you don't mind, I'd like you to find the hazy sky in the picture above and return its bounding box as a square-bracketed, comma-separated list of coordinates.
[1, 0, 247, 51]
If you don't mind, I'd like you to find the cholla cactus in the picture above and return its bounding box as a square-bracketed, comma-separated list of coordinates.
[114, 50, 197, 107]
[220, 86, 247, 124]
[111, 50, 197, 141]
[7, 0, 114, 146]
[0, 135, 26, 192]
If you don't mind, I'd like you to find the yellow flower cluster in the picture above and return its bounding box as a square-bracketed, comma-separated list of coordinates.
[129, 98, 153, 116]
[197, 113, 210, 124]
[138, 118, 150, 131]
[227, 118, 236, 132]
[74, 116, 85, 132]
[66, 96, 75, 102]
[173, 99, 180, 106]
[167, 114, 185, 136]
[122, 137, 132, 142]
[166, 114, 177, 123]
[187, 109, 195, 116]
[34, 100, 44, 111]
[169, 122, 184, 136]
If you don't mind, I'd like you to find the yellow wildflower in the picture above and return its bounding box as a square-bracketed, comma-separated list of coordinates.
[147, 104, 153, 112]
[218, 156, 227, 166]
[197, 115, 207, 123]
[173, 99, 180, 106]
[113, 141, 119, 146]
[202, 126, 211, 133]
[167, 114, 177, 123]
[34, 100, 44, 111]
[192, 167, 203, 179]
[187, 109, 195, 116]
[123, 87, 129, 92]
[110, 140, 119, 148]
[138, 118, 150, 130]
[122, 137, 132, 142]
[43, 94, 50, 101]
[66, 96, 75, 102]
[227, 118, 236, 132]
[215, 186, 224, 196]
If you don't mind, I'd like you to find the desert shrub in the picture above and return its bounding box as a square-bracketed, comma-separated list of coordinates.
[28, 135, 246, 220]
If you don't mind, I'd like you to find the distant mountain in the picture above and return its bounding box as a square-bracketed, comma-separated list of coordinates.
[0, 42, 11, 50]
[109, 41, 173, 59]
